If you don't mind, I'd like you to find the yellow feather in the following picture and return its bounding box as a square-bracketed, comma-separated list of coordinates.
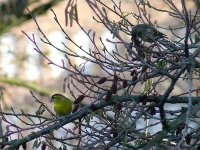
[51, 94, 73, 116]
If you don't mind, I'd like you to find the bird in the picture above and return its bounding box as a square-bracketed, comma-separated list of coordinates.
[50, 94, 73, 116]
[131, 24, 166, 43]
[131, 24, 181, 52]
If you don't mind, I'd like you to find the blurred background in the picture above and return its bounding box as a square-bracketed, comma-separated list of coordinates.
[0, 0, 198, 148]
[0, 0, 196, 111]
[0, 0, 133, 112]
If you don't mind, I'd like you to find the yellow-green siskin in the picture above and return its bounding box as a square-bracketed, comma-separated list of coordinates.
[50, 94, 73, 116]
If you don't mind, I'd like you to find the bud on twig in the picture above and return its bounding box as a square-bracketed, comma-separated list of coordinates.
[97, 77, 107, 84]
[74, 95, 85, 104]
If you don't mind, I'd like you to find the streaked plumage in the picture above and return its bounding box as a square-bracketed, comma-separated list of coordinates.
[131, 24, 166, 42]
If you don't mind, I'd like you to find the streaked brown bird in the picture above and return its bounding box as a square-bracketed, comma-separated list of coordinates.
[131, 24, 166, 43]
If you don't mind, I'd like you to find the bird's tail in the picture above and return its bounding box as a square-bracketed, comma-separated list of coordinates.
[158, 38, 181, 52]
